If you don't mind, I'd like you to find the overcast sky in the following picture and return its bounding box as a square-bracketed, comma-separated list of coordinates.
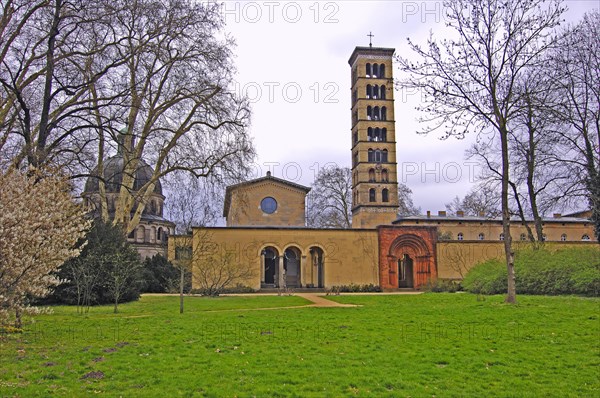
[220, 0, 597, 214]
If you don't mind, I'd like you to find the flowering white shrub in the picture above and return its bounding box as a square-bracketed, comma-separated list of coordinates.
[0, 169, 90, 327]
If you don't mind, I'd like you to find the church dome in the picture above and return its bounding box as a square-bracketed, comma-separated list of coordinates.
[84, 155, 163, 196]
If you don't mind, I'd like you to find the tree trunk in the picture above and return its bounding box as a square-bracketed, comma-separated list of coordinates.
[179, 265, 185, 314]
[15, 307, 22, 329]
[501, 126, 517, 304]
[524, 100, 544, 243]
[34, 0, 62, 168]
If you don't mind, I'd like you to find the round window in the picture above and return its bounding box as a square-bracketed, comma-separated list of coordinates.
[260, 197, 277, 214]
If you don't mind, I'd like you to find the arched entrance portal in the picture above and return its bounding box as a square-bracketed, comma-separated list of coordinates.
[387, 233, 436, 289]
[309, 247, 324, 288]
[284, 247, 301, 288]
[398, 254, 414, 288]
[261, 247, 279, 288]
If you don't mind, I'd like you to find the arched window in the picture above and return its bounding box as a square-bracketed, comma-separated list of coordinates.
[366, 63, 371, 77]
[374, 127, 381, 141]
[372, 63, 379, 78]
[382, 188, 389, 202]
[582, 234, 590, 241]
[353, 131, 358, 145]
[380, 85, 386, 99]
[137, 226, 146, 243]
[457, 232, 464, 241]
[382, 128, 387, 141]
[368, 149, 374, 162]
[382, 149, 388, 163]
[366, 84, 372, 99]
[368, 127, 374, 141]
[372, 149, 383, 163]
[157, 227, 163, 241]
[372, 85, 379, 99]
[369, 188, 376, 202]
[520, 233, 527, 241]
[499, 233, 505, 241]
[369, 168, 376, 182]
[381, 169, 389, 182]
[367, 106, 372, 120]
[353, 152, 358, 166]
[560, 234, 567, 241]
[379, 64, 385, 78]
[373, 106, 380, 120]
[478, 233, 485, 240]
[381, 106, 387, 121]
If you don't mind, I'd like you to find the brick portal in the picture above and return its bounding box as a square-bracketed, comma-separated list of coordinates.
[378, 226, 438, 290]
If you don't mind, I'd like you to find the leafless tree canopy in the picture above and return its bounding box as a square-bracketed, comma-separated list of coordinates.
[0, 0, 255, 234]
[397, 183, 421, 216]
[398, 0, 566, 303]
[307, 165, 352, 229]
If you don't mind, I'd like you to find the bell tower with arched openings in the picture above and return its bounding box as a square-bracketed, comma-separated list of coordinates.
[348, 45, 399, 228]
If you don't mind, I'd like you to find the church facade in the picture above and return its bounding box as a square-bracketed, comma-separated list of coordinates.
[168, 45, 596, 291]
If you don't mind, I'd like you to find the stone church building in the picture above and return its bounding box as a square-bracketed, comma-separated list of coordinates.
[169, 45, 596, 291]
[83, 145, 175, 259]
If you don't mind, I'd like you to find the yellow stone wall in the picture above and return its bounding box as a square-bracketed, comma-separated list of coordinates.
[437, 241, 600, 280]
[169, 228, 599, 290]
[226, 180, 307, 227]
[170, 227, 380, 290]
[352, 207, 398, 229]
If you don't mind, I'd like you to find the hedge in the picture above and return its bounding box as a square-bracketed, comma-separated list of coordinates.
[462, 246, 600, 296]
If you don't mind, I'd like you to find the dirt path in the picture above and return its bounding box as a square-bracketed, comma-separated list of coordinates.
[294, 293, 359, 308]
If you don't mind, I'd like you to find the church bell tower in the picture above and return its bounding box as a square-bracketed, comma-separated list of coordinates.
[348, 44, 399, 228]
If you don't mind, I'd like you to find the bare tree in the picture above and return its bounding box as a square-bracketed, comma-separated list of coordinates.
[163, 167, 251, 233]
[0, 1, 255, 237]
[0, 168, 89, 327]
[397, 183, 421, 216]
[190, 230, 255, 297]
[398, 0, 565, 303]
[0, 0, 121, 171]
[163, 173, 224, 233]
[102, 251, 141, 314]
[446, 183, 502, 218]
[549, 10, 600, 240]
[89, 0, 254, 236]
[307, 165, 352, 228]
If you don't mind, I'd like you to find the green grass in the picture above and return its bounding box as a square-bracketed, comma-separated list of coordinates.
[1, 294, 599, 397]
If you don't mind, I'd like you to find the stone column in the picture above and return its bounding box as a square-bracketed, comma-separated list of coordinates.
[301, 255, 307, 287]
[260, 252, 265, 284]
[278, 256, 285, 288]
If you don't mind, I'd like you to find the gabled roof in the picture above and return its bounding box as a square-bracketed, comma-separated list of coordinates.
[223, 172, 311, 218]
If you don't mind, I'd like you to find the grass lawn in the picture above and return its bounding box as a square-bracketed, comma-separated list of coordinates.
[1, 293, 598, 397]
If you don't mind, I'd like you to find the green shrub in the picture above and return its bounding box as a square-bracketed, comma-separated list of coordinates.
[331, 284, 382, 293]
[140, 254, 186, 293]
[423, 279, 462, 293]
[462, 246, 600, 296]
[190, 284, 256, 296]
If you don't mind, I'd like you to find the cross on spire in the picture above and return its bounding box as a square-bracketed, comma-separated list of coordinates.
[367, 32, 374, 47]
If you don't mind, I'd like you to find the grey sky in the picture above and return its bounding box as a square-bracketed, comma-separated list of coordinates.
[221, 0, 597, 213]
